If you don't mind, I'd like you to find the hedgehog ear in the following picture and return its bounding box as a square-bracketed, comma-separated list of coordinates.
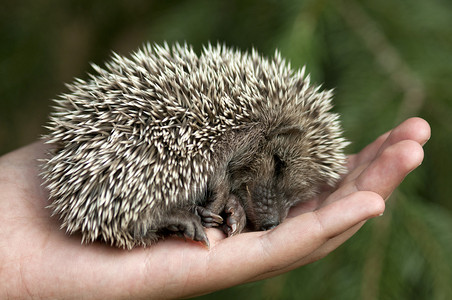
[267, 125, 304, 139]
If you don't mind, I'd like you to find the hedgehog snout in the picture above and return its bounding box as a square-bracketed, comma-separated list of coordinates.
[256, 204, 292, 231]
[260, 218, 280, 231]
[251, 206, 283, 231]
[244, 183, 287, 231]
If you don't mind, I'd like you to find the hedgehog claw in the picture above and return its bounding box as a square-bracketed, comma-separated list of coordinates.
[224, 195, 246, 236]
[195, 230, 210, 248]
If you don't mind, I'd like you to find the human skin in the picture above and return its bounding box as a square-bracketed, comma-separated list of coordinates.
[0, 117, 430, 299]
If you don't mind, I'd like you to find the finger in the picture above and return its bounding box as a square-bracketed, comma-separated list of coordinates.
[244, 191, 384, 282]
[355, 139, 424, 200]
[347, 131, 390, 171]
[304, 140, 422, 262]
[348, 117, 430, 171]
[323, 139, 424, 216]
[297, 220, 366, 268]
[374, 117, 430, 156]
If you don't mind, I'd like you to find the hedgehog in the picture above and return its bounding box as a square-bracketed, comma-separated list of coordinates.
[41, 42, 349, 249]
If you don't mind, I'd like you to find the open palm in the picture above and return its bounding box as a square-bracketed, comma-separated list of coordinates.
[0, 117, 430, 299]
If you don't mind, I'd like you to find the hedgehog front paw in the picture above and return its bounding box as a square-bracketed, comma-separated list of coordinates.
[161, 210, 209, 247]
[223, 194, 246, 236]
[202, 193, 246, 237]
[197, 206, 223, 228]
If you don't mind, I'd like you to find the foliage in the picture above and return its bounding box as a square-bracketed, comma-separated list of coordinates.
[1, 0, 451, 298]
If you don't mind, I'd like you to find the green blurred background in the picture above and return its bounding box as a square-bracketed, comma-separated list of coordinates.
[1, 0, 451, 299]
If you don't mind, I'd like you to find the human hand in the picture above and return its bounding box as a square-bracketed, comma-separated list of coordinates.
[0, 117, 430, 299]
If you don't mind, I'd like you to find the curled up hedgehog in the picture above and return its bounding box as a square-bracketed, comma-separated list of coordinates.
[41, 42, 349, 249]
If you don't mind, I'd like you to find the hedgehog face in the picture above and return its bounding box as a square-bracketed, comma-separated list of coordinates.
[228, 129, 321, 231]
[236, 154, 295, 231]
